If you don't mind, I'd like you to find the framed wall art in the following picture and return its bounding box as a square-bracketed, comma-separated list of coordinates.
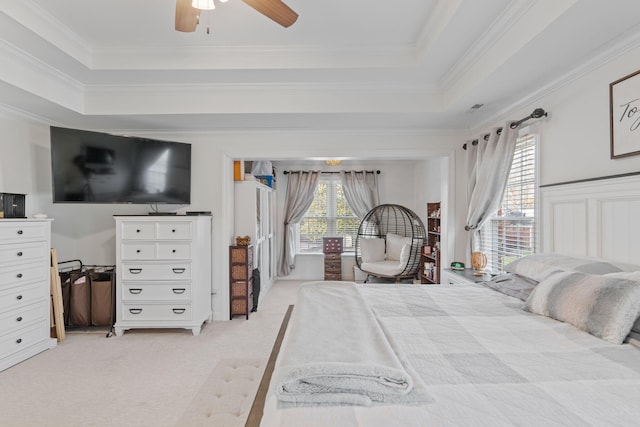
[610, 69, 640, 159]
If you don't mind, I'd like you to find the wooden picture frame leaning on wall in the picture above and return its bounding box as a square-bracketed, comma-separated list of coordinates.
[610, 68, 640, 159]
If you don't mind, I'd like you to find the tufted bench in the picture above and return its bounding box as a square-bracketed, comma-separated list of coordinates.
[177, 358, 264, 426]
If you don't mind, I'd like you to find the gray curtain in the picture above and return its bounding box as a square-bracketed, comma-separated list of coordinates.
[339, 171, 380, 218]
[465, 122, 519, 251]
[278, 171, 321, 276]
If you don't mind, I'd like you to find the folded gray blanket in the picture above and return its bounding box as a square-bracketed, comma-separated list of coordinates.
[274, 281, 431, 406]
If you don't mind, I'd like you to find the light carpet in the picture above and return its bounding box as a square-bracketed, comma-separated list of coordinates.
[0, 281, 302, 427]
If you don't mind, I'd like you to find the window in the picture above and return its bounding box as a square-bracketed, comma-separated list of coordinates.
[478, 132, 537, 272]
[298, 177, 360, 253]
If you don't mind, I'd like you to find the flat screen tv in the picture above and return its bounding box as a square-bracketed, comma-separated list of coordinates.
[50, 126, 191, 204]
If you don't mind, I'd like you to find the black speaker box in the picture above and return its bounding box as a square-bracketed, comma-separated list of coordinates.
[0, 193, 26, 218]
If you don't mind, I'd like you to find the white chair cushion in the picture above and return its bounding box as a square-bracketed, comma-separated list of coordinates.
[386, 233, 412, 262]
[360, 238, 386, 263]
[361, 260, 405, 277]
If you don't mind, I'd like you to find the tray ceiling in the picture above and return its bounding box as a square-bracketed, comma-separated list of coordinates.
[1, 0, 640, 132]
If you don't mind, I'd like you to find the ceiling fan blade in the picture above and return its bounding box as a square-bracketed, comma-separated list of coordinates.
[175, 0, 200, 32]
[242, 0, 299, 28]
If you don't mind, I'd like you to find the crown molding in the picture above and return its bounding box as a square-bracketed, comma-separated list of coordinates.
[439, 0, 536, 95]
[0, 101, 55, 126]
[83, 81, 441, 115]
[91, 44, 417, 70]
[469, 24, 640, 132]
[415, 0, 462, 58]
[2, 0, 93, 67]
[0, 39, 85, 112]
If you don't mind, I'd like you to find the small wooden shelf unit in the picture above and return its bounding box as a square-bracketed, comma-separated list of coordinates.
[420, 202, 441, 284]
[229, 245, 254, 319]
[323, 237, 343, 281]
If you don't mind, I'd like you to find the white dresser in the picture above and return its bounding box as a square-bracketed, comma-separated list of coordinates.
[113, 215, 212, 336]
[0, 219, 56, 371]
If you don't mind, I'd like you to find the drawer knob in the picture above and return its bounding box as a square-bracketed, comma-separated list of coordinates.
[172, 229, 176, 233]
[16, 273, 23, 279]
[16, 316, 23, 322]
[129, 288, 142, 294]
[17, 230, 23, 235]
[16, 295, 23, 300]
[129, 268, 142, 274]
[16, 338, 22, 344]
[172, 249, 176, 253]
[136, 249, 141, 253]
[129, 308, 143, 315]
[136, 229, 141, 233]
[172, 288, 186, 294]
[172, 268, 186, 274]
[17, 251, 23, 257]
[172, 308, 186, 314]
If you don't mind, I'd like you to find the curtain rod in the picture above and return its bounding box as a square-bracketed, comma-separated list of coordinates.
[463, 108, 548, 150]
[283, 170, 381, 175]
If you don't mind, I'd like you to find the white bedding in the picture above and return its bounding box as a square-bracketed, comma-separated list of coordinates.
[261, 282, 640, 427]
[273, 282, 430, 406]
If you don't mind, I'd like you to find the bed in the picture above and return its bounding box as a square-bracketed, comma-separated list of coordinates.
[256, 273, 640, 427]
[249, 175, 640, 426]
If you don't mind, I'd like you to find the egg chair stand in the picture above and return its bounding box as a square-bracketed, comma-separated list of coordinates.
[354, 204, 426, 283]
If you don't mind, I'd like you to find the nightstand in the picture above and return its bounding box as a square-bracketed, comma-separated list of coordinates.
[441, 268, 492, 286]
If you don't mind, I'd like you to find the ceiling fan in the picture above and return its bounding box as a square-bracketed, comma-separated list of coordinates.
[175, 0, 298, 32]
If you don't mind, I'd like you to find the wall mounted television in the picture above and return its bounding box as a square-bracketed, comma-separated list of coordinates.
[50, 126, 191, 204]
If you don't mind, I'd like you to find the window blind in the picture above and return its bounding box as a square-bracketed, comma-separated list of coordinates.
[478, 133, 537, 272]
[298, 178, 360, 253]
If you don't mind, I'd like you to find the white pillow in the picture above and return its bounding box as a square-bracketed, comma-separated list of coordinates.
[399, 243, 411, 265]
[386, 233, 411, 262]
[504, 253, 624, 282]
[604, 271, 640, 283]
[524, 271, 640, 344]
[360, 238, 386, 263]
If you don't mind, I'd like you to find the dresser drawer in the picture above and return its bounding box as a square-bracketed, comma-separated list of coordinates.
[0, 263, 48, 289]
[0, 242, 48, 266]
[0, 283, 44, 311]
[122, 283, 192, 301]
[0, 222, 48, 244]
[120, 222, 156, 240]
[121, 304, 192, 321]
[121, 242, 157, 260]
[157, 222, 192, 240]
[121, 242, 192, 261]
[324, 263, 341, 274]
[157, 243, 191, 260]
[122, 263, 191, 281]
[0, 323, 46, 359]
[0, 301, 48, 336]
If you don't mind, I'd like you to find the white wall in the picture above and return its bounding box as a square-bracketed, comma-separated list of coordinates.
[536, 47, 640, 186]
[0, 116, 458, 319]
[6, 41, 637, 318]
[450, 42, 640, 264]
[271, 160, 425, 281]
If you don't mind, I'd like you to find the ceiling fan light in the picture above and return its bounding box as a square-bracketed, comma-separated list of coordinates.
[192, 0, 215, 10]
[324, 159, 342, 166]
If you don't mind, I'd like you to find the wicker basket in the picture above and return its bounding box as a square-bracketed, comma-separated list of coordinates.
[231, 247, 247, 263]
[232, 265, 247, 280]
[232, 299, 247, 313]
[236, 236, 251, 246]
[231, 282, 248, 297]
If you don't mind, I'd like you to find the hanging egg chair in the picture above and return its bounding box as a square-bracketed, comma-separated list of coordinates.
[355, 204, 426, 283]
